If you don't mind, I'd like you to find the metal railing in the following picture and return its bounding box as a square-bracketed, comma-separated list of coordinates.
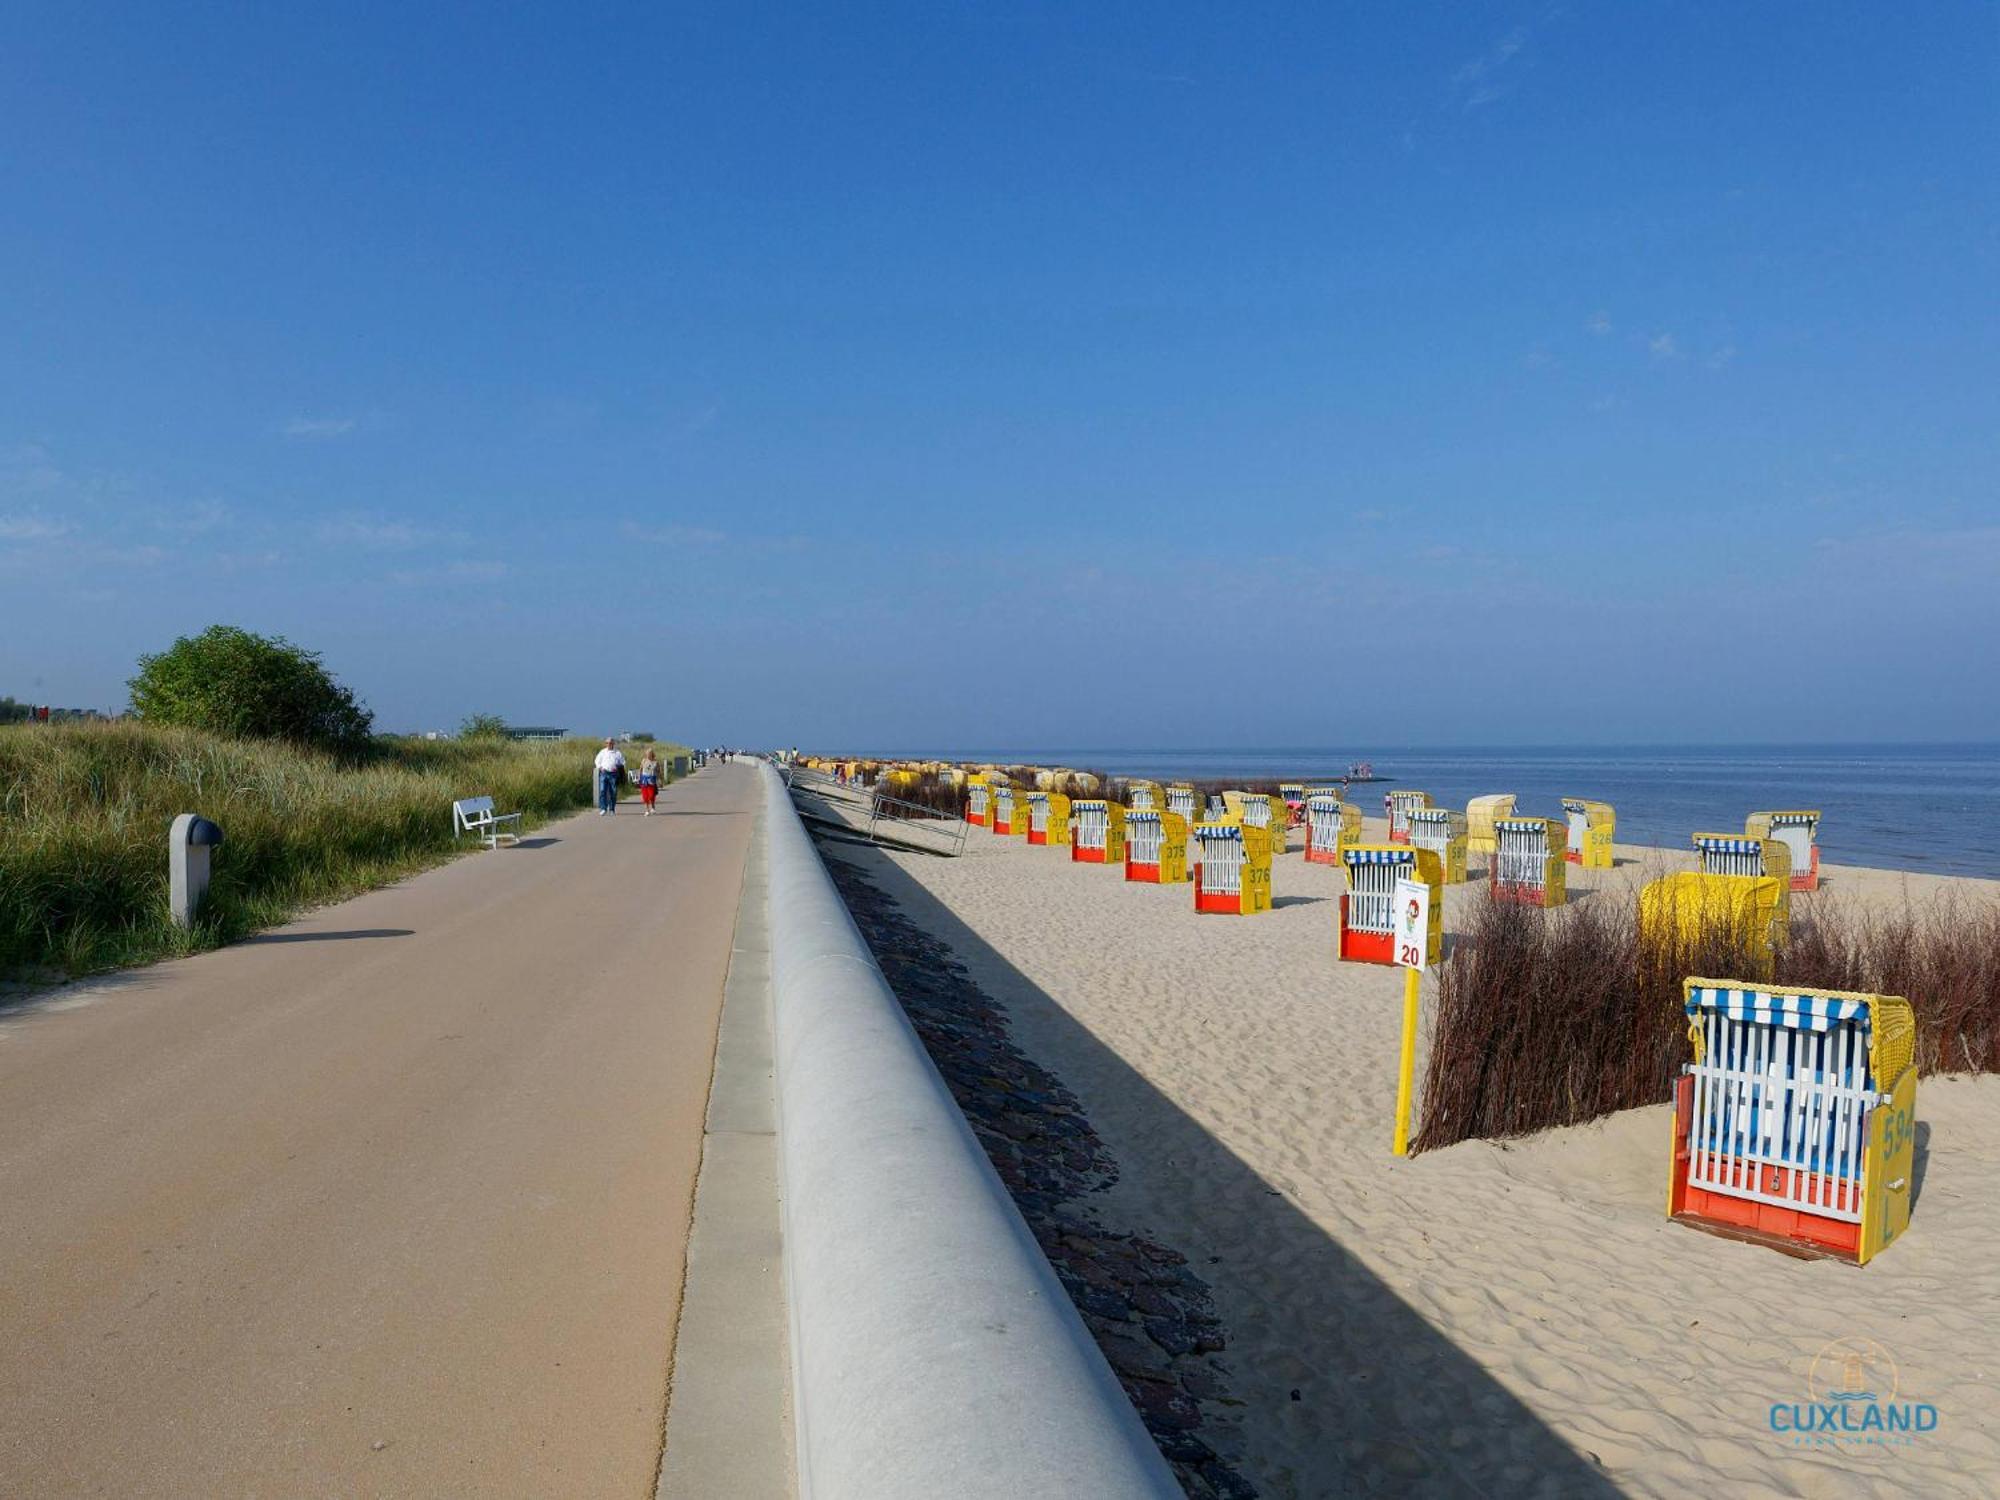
[785, 766, 969, 856]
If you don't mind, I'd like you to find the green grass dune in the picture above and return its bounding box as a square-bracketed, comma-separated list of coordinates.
[1, 722, 684, 980]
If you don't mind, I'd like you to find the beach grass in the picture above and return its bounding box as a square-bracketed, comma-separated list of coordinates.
[1413, 888, 2000, 1153]
[0, 721, 681, 980]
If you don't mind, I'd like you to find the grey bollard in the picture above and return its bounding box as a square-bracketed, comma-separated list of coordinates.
[170, 814, 225, 929]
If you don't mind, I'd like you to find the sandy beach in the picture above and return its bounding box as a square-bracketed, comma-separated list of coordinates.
[828, 806, 2000, 1497]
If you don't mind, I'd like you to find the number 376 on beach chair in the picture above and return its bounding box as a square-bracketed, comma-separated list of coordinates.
[1193, 823, 1271, 914]
[1670, 981, 1916, 1265]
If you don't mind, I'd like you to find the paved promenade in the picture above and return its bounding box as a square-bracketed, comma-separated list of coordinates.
[0, 763, 758, 1497]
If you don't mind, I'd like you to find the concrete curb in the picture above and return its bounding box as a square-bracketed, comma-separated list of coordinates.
[658, 797, 795, 1498]
[760, 763, 1179, 1499]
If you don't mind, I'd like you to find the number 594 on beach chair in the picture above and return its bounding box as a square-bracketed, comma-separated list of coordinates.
[1670, 981, 1916, 1265]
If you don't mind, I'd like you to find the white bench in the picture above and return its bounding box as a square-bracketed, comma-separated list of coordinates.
[452, 794, 523, 849]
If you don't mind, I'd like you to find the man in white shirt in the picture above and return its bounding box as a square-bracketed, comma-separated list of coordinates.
[594, 738, 626, 815]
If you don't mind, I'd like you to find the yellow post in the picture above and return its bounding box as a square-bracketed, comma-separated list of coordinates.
[1393, 964, 1420, 1157]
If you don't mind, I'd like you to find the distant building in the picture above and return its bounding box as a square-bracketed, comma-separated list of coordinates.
[503, 725, 567, 742]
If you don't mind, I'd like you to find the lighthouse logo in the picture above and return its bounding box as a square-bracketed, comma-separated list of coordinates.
[1769, 1338, 1939, 1448]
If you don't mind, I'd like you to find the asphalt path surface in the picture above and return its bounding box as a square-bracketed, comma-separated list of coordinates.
[0, 763, 758, 1496]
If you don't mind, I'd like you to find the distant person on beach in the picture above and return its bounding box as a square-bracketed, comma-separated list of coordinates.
[638, 747, 662, 815]
[594, 738, 626, 815]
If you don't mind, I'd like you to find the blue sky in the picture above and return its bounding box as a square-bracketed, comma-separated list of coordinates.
[3, 3, 1995, 747]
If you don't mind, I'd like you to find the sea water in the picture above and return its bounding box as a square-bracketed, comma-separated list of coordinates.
[896, 745, 2000, 879]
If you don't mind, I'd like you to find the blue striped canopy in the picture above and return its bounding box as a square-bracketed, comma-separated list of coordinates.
[1695, 836, 1762, 854]
[1128, 809, 1161, 823]
[1561, 798, 1587, 814]
[1198, 824, 1243, 842]
[1686, 984, 1871, 1034]
[1768, 811, 1820, 828]
[1495, 818, 1545, 831]
[1346, 848, 1413, 865]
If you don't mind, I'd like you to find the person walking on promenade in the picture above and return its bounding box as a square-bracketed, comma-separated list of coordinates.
[638, 747, 662, 815]
[594, 738, 626, 815]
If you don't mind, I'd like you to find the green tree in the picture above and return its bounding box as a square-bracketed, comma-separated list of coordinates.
[459, 712, 509, 740]
[129, 626, 374, 756]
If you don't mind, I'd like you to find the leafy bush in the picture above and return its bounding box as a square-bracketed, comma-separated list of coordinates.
[458, 712, 510, 740]
[129, 625, 373, 756]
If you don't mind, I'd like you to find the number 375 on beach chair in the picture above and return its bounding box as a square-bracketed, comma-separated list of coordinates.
[1125, 809, 1190, 883]
[1670, 981, 1916, 1264]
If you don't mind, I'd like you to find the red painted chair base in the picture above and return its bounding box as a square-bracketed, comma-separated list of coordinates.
[1126, 860, 1162, 882]
[1668, 1075, 1860, 1261]
[1337, 899, 1394, 963]
[1072, 847, 1109, 863]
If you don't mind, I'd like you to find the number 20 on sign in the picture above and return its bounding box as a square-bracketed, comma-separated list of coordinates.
[1391, 878, 1430, 1157]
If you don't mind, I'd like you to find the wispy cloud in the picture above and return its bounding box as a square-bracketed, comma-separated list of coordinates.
[663, 403, 722, 445]
[1812, 524, 2000, 586]
[316, 516, 432, 550]
[151, 498, 230, 536]
[282, 416, 357, 439]
[1587, 311, 1613, 336]
[1648, 332, 1680, 359]
[1454, 26, 1528, 109]
[621, 520, 814, 557]
[1522, 346, 1555, 371]
[1707, 343, 1738, 369]
[0, 512, 70, 542]
[625, 522, 730, 547]
[387, 559, 512, 586]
